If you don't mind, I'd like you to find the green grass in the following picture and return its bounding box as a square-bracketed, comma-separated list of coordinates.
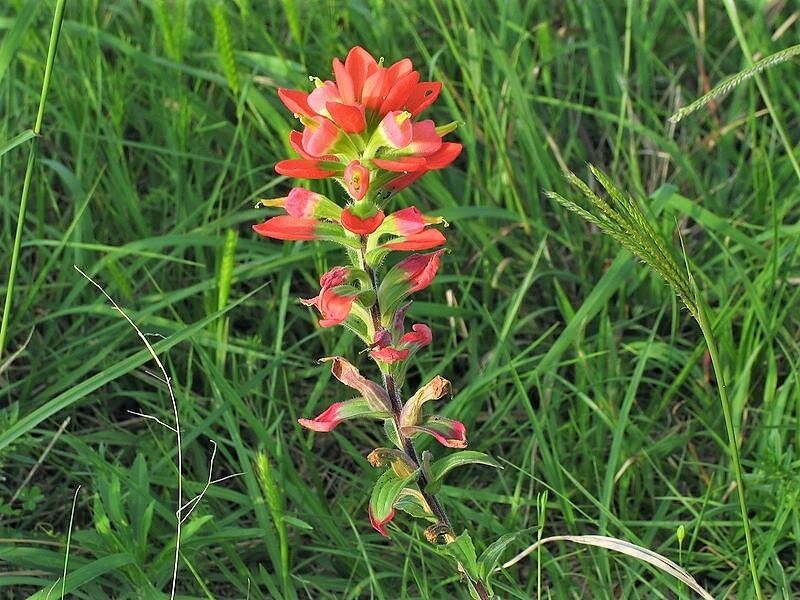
[2, 1, 799, 598]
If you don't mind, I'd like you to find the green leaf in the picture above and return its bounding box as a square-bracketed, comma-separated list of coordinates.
[393, 489, 435, 521]
[426, 451, 502, 494]
[477, 528, 531, 580]
[369, 468, 419, 524]
[436, 530, 481, 582]
[0, 129, 36, 158]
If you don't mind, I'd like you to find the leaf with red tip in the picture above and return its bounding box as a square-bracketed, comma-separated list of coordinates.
[399, 375, 451, 429]
[319, 356, 390, 412]
[369, 467, 419, 538]
[402, 415, 467, 448]
[298, 398, 390, 432]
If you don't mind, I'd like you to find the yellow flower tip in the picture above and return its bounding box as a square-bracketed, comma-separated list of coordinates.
[257, 197, 287, 208]
[394, 111, 412, 125]
[309, 76, 325, 88]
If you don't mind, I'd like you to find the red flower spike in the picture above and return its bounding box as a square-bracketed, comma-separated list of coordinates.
[369, 505, 395, 538]
[343, 160, 371, 201]
[278, 88, 314, 118]
[253, 216, 319, 240]
[384, 229, 446, 251]
[371, 156, 427, 172]
[370, 346, 410, 363]
[326, 101, 367, 133]
[341, 208, 385, 235]
[405, 82, 442, 116]
[401, 324, 432, 347]
[276, 159, 336, 179]
[397, 250, 445, 292]
[300, 287, 357, 327]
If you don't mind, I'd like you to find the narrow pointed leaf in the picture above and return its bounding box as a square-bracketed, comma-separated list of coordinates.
[425, 450, 501, 494]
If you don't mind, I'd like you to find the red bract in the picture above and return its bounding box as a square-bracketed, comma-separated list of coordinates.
[401, 324, 432, 347]
[371, 346, 410, 363]
[341, 208, 385, 234]
[380, 206, 442, 236]
[252, 216, 319, 240]
[384, 229, 446, 251]
[343, 160, 370, 201]
[275, 159, 337, 179]
[398, 250, 445, 292]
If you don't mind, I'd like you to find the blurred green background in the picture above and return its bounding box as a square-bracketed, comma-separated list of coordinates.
[1, 0, 799, 598]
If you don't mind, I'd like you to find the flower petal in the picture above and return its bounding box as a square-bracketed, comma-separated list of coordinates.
[370, 346, 410, 363]
[341, 208, 385, 235]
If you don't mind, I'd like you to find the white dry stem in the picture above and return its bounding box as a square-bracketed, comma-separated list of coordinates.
[74, 266, 182, 600]
[60, 485, 81, 600]
[496, 534, 714, 600]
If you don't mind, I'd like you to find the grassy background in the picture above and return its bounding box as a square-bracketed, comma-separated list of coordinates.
[2, 0, 799, 598]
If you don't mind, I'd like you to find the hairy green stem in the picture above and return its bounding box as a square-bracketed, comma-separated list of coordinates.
[359, 240, 490, 600]
[696, 305, 763, 599]
[0, 0, 67, 363]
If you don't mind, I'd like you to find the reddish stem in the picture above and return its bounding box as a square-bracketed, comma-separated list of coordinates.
[360, 241, 490, 600]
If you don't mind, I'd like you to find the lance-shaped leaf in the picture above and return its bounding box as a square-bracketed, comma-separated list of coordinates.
[394, 488, 435, 521]
[436, 530, 481, 584]
[477, 529, 532, 582]
[425, 450, 502, 494]
[298, 398, 391, 432]
[399, 375, 451, 429]
[368, 467, 419, 537]
[320, 356, 390, 412]
[402, 415, 467, 448]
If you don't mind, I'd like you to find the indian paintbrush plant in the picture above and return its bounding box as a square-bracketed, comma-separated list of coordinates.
[254, 47, 500, 598]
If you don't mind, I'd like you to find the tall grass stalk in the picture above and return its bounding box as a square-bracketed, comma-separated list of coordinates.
[0, 0, 67, 362]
